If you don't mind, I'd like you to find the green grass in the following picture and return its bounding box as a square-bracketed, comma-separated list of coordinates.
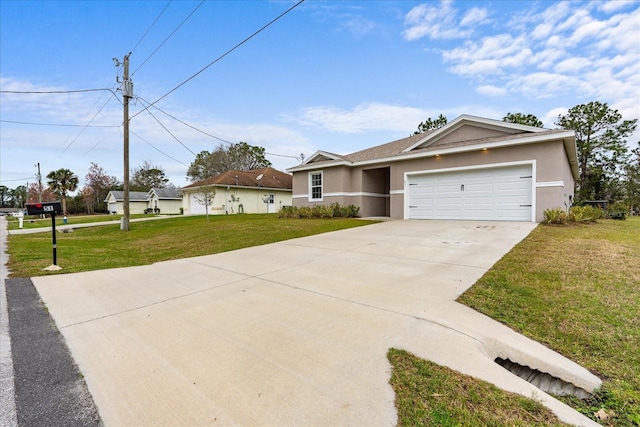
[388, 348, 566, 427]
[7, 214, 377, 277]
[457, 218, 640, 426]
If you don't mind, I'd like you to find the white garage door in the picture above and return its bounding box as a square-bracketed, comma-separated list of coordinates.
[407, 164, 532, 221]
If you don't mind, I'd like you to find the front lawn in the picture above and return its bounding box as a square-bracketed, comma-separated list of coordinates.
[389, 218, 639, 427]
[7, 214, 377, 277]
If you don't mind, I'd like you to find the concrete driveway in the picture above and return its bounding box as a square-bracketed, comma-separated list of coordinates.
[32, 220, 600, 426]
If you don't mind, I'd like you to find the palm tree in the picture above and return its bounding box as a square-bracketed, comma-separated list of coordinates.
[47, 168, 79, 216]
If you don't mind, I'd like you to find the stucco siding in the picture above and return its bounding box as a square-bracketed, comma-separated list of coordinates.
[431, 125, 511, 147]
[184, 187, 291, 215]
[291, 135, 576, 222]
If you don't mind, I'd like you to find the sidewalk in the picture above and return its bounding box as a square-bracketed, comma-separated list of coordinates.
[8, 215, 174, 235]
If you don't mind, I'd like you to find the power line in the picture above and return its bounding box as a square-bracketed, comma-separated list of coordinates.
[0, 177, 32, 183]
[0, 88, 112, 94]
[136, 97, 302, 160]
[62, 89, 121, 153]
[0, 119, 118, 128]
[130, 0, 173, 55]
[131, 0, 305, 120]
[81, 130, 119, 157]
[136, 97, 197, 156]
[131, 0, 205, 77]
[130, 129, 187, 165]
[137, 96, 233, 145]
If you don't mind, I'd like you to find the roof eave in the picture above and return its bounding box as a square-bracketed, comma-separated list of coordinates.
[287, 160, 351, 173]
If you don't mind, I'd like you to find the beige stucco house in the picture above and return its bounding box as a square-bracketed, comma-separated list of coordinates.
[181, 167, 292, 215]
[147, 188, 182, 214]
[288, 115, 579, 222]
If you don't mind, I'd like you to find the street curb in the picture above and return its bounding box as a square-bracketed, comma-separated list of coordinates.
[6, 278, 102, 426]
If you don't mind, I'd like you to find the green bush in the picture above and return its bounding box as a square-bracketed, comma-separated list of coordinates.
[543, 208, 567, 224]
[568, 205, 603, 223]
[277, 203, 360, 219]
[606, 201, 628, 220]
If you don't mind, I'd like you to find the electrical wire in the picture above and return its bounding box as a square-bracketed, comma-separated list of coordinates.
[135, 97, 301, 160]
[0, 119, 118, 128]
[131, 0, 205, 77]
[62, 89, 121, 153]
[130, 129, 187, 165]
[130, 0, 173, 55]
[0, 177, 33, 183]
[131, 0, 305, 120]
[0, 88, 111, 94]
[137, 96, 233, 145]
[136, 97, 197, 156]
[81, 130, 119, 157]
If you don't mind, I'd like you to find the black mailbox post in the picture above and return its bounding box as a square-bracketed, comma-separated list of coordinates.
[26, 202, 63, 267]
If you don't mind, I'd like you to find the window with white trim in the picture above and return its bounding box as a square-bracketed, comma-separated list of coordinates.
[309, 171, 323, 201]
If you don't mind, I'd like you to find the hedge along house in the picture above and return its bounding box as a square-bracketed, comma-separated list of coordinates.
[288, 115, 579, 222]
[181, 167, 292, 215]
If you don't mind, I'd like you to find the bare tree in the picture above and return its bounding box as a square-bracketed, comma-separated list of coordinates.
[194, 187, 216, 221]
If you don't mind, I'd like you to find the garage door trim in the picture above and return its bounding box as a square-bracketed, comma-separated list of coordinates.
[404, 160, 536, 222]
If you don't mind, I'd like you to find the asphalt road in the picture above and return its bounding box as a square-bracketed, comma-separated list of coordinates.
[5, 277, 102, 426]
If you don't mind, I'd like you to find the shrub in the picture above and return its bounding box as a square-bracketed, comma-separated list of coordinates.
[543, 207, 567, 224]
[606, 201, 628, 220]
[568, 205, 603, 223]
[277, 203, 360, 219]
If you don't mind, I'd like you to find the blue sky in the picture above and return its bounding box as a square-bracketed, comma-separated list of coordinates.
[1, 0, 639, 190]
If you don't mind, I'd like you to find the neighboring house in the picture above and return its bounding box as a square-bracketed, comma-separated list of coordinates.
[104, 191, 149, 215]
[181, 167, 292, 215]
[287, 115, 579, 223]
[148, 187, 182, 214]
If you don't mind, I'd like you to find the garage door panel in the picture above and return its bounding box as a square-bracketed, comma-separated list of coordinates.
[407, 165, 532, 221]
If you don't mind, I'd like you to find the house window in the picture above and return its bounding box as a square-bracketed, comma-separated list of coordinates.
[309, 171, 323, 201]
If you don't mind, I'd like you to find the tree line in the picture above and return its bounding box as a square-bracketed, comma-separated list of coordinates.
[1, 141, 272, 216]
[415, 101, 639, 211]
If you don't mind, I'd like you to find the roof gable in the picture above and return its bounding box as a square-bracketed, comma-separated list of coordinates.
[303, 150, 346, 164]
[403, 114, 547, 152]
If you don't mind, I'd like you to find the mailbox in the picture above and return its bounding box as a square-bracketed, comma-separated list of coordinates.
[26, 202, 63, 216]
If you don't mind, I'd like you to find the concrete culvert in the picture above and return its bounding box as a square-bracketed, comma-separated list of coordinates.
[495, 357, 592, 399]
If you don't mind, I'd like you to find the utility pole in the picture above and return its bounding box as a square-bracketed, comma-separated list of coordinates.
[36, 162, 42, 203]
[119, 53, 133, 231]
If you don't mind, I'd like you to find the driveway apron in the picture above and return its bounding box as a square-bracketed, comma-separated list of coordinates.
[31, 220, 600, 426]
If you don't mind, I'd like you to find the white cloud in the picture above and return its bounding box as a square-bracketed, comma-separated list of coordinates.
[507, 72, 587, 99]
[460, 7, 489, 27]
[402, 0, 473, 40]
[442, 34, 533, 76]
[418, 1, 640, 110]
[338, 14, 376, 37]
[598, 0, 637, 13]
[542, 107, 568, 128]
[475, 85, 507, 97]
[294, 103, 427, 134]
[554, 57, 591, 73]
